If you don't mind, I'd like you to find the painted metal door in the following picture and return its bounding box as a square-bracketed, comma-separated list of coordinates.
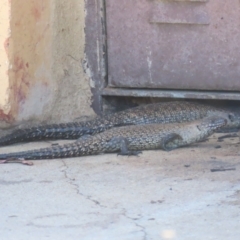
[106, 0, 240, 91]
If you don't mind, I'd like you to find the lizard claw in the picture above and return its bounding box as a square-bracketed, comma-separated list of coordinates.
[0, 158, 33, 166]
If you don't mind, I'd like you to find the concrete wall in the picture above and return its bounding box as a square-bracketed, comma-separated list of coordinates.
[0, 0, 94, 128]
[0, 0, 11, 122]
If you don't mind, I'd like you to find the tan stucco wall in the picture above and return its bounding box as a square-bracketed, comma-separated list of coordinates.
[0, 0, 94, 128]
[51, 1, 94, 122]
[0, 0, 10, 119]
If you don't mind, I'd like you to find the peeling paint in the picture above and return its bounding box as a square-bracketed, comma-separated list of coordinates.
[146, 47, 153, 84]
[18, 82, 51, 121]
[0, 0, 94, 127]
[0, 0, 10, 115]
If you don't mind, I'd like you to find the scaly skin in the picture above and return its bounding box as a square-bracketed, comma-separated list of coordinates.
[0, 101, 237, 146]
[0, 115, 227, 160]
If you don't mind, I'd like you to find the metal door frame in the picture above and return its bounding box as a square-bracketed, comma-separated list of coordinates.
[85, 0, 108, 114]
[85, 0, 240, 114]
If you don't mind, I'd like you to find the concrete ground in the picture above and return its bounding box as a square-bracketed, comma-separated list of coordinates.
[0, 133, 240, 240]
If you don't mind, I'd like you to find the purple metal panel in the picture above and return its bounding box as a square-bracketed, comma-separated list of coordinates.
[106, 0, 240, 91]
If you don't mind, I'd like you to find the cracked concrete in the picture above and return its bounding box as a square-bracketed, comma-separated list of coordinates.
[0, 133, 240, 240]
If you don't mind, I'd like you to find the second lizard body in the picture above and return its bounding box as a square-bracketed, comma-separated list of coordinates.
[0, 101, 238, 146]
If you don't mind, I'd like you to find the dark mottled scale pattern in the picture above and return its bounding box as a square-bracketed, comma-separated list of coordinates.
[0, 116, 227, 160]
[0, 101, 238, 147]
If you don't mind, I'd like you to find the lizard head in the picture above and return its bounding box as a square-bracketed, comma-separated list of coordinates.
[197, 115, 228, 132]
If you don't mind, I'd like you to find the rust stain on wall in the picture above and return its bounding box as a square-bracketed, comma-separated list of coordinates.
[7, 0, 52, 122]
[0, 109, 13, 123]
[4, 38, 10, 54]
[31, 5, 42, 21]
[11, 56, 30, 104]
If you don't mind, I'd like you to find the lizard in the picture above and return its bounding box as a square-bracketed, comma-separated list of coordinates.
[0, 115, 228, 161]
[0, 101, 238, 147]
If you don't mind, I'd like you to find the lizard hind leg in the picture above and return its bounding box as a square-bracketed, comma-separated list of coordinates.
[107, 137, 142, 156]
[161, 133, 183, 151]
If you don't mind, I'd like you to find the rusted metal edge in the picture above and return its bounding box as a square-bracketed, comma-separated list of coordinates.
[85, 0, 108, 115]
[102, 88, 240, 100]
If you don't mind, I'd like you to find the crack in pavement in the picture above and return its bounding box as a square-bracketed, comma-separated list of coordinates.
[61, 160, 107, 208]
[121, 209, 148, 240]
[60, 161, 148, 238]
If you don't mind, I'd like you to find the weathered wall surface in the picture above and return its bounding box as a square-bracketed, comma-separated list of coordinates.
[0, 0, 11, 122]
[51, 0, 94, 123]
[0, 0, 94, 129]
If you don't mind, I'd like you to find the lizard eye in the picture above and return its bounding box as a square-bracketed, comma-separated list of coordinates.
[228, 114, 235, 122]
